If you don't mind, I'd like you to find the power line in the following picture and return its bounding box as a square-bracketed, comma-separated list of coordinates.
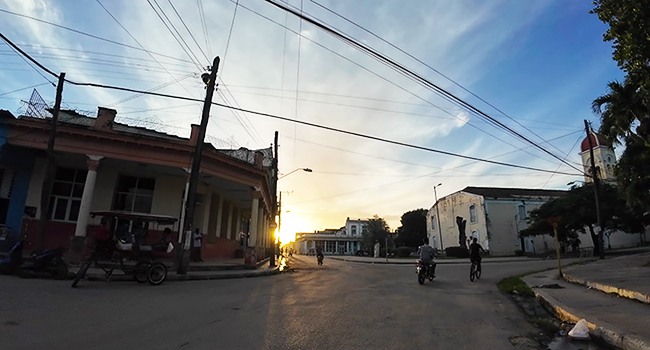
[264, 0, 584, 174]
[227, 0, 562, 166]
[167, 0, 210, 63]
[309, 0, 571, 160]
[0, 32, 584, 177]
[221, 0, 240, 73]
[0, 82, 51, 97]
[196, 0, 212, 57]
[0, 8, 193, 64]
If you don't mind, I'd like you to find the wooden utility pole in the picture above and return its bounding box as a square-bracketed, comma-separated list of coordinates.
[177, 57, 220, 274]
[584, 120, 605, 259]
[38, 72, 65, 251]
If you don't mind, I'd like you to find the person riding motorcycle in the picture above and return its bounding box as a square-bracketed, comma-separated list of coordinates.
[315, 245, 324, 262]
[417, 237, 437, 279]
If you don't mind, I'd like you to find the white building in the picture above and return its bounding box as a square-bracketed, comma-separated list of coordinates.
[295, 218, 368, 255]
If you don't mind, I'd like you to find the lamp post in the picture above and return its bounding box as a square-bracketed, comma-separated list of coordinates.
[433, 183, 444, 251]
[275, 168, 312, 263]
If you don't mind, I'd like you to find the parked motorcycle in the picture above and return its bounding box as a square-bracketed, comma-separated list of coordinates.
[416, 260, 435, 285]
[0, 240, 25, 275]
[24, 247, 69, 279]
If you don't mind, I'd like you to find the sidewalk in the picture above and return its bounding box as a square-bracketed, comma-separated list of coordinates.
[522, 251, 650, 350]
[329, 255, 538, 265]
[70, 257, 283, 282]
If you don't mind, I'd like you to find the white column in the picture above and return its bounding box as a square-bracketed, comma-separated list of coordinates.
[215, 196, 224, 238]
[226, 204, 233, 240]
[201, 189, 212, 234]
[234, 207, 241, 239]
[249, 198, 259, 247]
[74, 155, 103, 237]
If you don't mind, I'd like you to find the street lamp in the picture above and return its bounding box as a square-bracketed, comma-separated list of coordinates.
[433, 183, 444, 251]
[279, 168, 312, 179]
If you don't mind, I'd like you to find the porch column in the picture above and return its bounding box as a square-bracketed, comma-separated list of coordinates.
[249, 197, 260, 248]
[201, 189, 212, 235]
[74, 155, 103, 237]
[214, 195, 224, 238]
[226, 203, 233, 240]
[234, 207, 241, 239]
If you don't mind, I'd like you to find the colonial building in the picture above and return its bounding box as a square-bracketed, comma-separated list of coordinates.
[0, 107, 276, 264]
[294, 218, 368, 255]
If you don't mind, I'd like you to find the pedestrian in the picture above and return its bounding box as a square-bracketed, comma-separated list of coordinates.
[191, 229, 203, 262]
[94, 217, 111, 260]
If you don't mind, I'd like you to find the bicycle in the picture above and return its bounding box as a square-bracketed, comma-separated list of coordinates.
[469, 259, 482, 282]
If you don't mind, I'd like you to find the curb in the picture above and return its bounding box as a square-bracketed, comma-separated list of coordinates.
[329, 257, 540, 265]
[77, 265, 282, 283]
[528, 281, 650, 350]
[563, 273, 650, 305]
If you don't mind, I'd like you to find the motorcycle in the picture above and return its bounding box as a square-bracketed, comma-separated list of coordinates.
[0, 240, 25, 275]
[416, 259, 435, 285]
[24, 247, 69, 279]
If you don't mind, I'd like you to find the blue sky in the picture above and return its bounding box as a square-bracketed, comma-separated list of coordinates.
[0, 0, 623, 239]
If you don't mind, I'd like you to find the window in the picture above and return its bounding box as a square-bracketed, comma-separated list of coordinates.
[471, 229, 479, 239]
[431, 216, 436, 230]
[518, 205, 526, 221]
[49, 167, 87, 221]
[113, 175, 156, 213]
[326, 241, 336, 253]
[351, 225, 357, 236]
[469, 204, 478, 223]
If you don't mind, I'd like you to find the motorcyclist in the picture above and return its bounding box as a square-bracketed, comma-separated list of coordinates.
[417, 237, 437, 279]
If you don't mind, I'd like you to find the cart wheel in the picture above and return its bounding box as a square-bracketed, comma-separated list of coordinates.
[71, 262, 90, 288]
[147, 262, 167, 286]
[135, 261, 149, 283]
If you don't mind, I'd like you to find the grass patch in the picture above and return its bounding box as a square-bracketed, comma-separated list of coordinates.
[531, 318, 560, 333]
[497, 276, 535, 297]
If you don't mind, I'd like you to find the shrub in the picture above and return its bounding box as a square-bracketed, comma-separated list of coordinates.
[445, 246, 469, 258]
[396, 246, 412, 258]
[497, 276, 534, 297]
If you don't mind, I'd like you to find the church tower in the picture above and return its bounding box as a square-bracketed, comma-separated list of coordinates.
[579, 131, 616, 183]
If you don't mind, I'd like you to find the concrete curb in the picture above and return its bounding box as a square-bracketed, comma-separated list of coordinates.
[563, 273, 650, 305]
[329, 256, 540, 265]
[528, 282, 650, 350]
[78, 265, 282, 283]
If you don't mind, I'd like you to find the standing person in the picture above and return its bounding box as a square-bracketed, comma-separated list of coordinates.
[468, 237, 486, 272]
[95, 217, 111, 259]
[417, 237, 437, 279]
[191, 229, 203, 262]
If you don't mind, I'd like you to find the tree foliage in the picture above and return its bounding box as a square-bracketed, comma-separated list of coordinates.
[520, 183, 643, 254]
[394, 209, 428, 248]
[591, 0, 650, 211]
[361, 215, 390, 250]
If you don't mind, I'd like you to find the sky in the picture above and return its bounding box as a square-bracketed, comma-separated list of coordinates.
[0, 0, 624, 243]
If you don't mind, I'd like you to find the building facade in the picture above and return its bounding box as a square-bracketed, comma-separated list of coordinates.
[0, 107, 276, 263]
[294, 218, 368, 255]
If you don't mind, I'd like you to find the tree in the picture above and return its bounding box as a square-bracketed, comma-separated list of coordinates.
[361, 215, 390, 250]
[592, 79, 650, 146]
[520, 183, 640, 255]
[394, 209, 427, 248]
[591, 0, 650, 91]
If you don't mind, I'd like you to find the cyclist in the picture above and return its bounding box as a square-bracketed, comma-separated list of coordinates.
[468, 237, 486, 272]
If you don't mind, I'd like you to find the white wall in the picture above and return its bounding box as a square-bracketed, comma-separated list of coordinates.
[427, 192, 486, 251]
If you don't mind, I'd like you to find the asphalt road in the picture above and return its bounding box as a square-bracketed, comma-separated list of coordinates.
[0, 256, 576, 350]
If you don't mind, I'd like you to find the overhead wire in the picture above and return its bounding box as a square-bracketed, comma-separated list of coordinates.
[263, 0, 584, 174]
[0, 8, 194, 64]
[226, 0, 562, 166]
[196, 0, 212, 57]
[0, 32, 585, 178]
[0, 82, 51, 97]
[309, 0, 571, 160]
[167, 0, 210, 63]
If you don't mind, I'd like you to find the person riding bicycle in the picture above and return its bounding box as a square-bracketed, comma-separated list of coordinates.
[468, 237, 486, 272]
[315, 245, 324, 261]
[417, 237, 437, 279]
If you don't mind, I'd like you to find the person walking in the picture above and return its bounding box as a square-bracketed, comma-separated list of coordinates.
[191, 229, 203, 262]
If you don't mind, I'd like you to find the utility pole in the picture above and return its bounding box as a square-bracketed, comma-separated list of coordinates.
[177, 57, 220, 274]
[38, 72, 65, 251]
[584, 120, 604, 259]
[270, 131, 278, 267]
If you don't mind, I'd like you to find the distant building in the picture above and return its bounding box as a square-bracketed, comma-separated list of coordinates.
[294, 217, 368, 255]
[580, 130, 616, 183]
